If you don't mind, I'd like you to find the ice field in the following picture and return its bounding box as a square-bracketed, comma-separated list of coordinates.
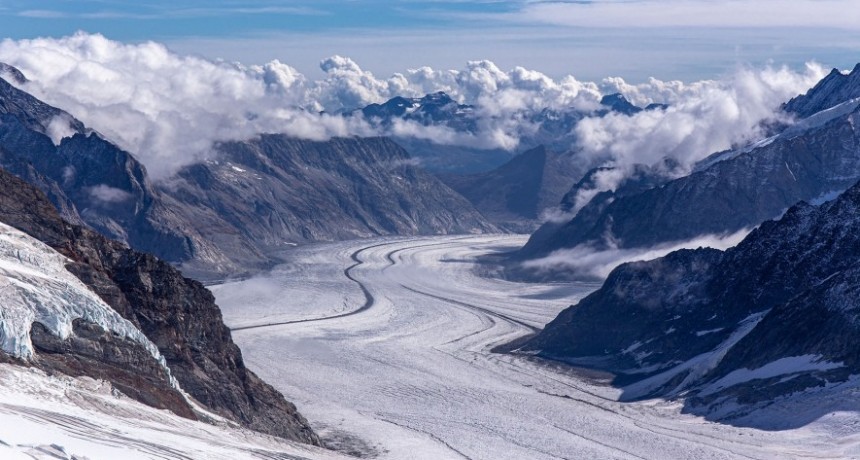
[214, 235, 859, 460]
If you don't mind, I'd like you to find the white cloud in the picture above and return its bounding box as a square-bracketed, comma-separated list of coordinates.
[522, 229, 751, 280]
[577, 63, 828, 174]
[88, 184, 133, 204]
[0, 33, 604, 177]
[18, 10, 67, 18]
[45, 115, 78, 146]
[0, 32, 830, 182]
[0, 33, 373, 178]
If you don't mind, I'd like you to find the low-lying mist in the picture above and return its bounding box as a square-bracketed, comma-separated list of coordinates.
[522, 229, 751, 280]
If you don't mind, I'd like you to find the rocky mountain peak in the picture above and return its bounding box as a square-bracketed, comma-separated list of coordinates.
[784, 63, 860, 119]
[600, 93, 642, 115]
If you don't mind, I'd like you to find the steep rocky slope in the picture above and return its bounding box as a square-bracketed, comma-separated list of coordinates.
[160, 135, 496, 276]
[0, 167, 319, 445]
[522, 180, 860, 419]
[784, 63, 860, 118]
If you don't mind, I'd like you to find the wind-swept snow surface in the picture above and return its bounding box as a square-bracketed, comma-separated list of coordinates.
[0, 364, 348, 460]
[214, 235, 860, 460]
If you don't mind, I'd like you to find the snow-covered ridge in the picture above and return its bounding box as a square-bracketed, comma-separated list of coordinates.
[0, 222, 176, 387]
[694, 97, 860, 173]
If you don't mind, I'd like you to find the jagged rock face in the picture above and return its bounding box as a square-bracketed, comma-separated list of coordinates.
[29, 319, 196, 419]
[784, 64, 860, 118]
[0, 168, 320, 445]
[518, 102, 860, 261]
[523, 181, 860, 413]
[439, 146, 584, 232]
[600, 93, 642, 115]
[160, 135, 496, 276]
[0, 71, 218, 267]
[358, 92, 478, 132]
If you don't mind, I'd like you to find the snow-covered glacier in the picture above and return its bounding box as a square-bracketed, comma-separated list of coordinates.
[214, 235, 860, 460]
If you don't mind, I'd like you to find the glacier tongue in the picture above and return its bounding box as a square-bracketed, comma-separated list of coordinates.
[0, 222, 176, 387]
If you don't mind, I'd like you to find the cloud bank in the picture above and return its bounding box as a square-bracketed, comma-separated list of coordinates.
[0, 32, 828, 180]
[583, 64, 826, 169]
[535, 63, 827, 214]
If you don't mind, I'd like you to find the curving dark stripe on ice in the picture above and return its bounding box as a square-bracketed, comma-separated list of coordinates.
[382, 236, 478, 270]
[231, 241, 393, 332]
[399, 285, 540, 333]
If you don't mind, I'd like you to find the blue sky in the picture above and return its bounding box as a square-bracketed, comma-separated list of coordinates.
[1, 0, 859, 81]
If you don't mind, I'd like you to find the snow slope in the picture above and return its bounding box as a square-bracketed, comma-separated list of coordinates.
[214, 235, 860, 460]
[0, 363, 348, 460]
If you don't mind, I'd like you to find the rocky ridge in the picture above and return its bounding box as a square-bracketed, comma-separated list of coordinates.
[160, 135, 497, 277]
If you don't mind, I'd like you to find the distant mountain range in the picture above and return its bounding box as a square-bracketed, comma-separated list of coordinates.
[351, 91, 660, 174]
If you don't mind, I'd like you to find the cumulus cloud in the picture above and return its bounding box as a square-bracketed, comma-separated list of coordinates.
[0, 33, 371, 178]
[577, 63, 828, 182]
[0, 32, 829, 182]
[522, 229, 751, 280]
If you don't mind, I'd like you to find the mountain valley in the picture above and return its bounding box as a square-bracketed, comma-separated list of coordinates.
[1, 31, 860, 460]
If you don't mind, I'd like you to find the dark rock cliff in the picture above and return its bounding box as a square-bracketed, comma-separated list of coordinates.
[0, 167, 320, 445]
[522, 180, 860, 419]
